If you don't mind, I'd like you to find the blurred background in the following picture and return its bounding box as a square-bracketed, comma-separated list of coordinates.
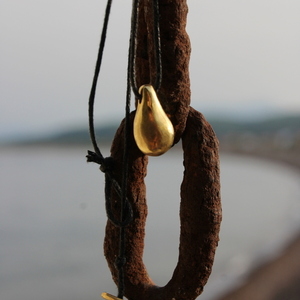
[1, 0, 300, 299]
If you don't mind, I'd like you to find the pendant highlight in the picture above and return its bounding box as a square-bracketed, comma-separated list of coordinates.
[101, 292, 122, 300]
[133, 84, 174, 156]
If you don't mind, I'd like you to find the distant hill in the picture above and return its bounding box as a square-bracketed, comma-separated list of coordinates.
[209, 114, 300, 137]
[1, 123, 118, 146]
[45, 124, 119, 145]
[6, 114, 300, 146]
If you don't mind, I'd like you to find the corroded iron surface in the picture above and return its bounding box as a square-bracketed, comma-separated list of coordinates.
[103, 1, 222, 299]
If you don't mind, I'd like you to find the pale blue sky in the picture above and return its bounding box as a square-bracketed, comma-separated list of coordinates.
[1, 0, 300, 138]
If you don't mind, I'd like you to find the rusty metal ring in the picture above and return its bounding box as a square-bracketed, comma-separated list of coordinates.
[104, 106, 221, 300]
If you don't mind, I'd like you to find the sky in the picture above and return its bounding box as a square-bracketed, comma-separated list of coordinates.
[1, 0, 300, 139]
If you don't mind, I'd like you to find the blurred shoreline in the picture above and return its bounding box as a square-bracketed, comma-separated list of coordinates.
[214, 143, 300, 300]
[1, 116, 300, 299]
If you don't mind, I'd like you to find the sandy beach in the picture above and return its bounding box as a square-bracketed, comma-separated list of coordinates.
[214, 146, 300, 300]
[215, 232, 300, 300]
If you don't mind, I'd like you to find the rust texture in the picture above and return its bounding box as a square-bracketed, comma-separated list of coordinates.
[135, 0, 191, 143]
[103, 1, 222, 299]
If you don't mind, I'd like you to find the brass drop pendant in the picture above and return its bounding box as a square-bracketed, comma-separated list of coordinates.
[133, 84, 174, 156]
[101, 292, 122, 300]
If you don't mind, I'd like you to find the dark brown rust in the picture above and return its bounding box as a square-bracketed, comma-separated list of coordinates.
[135, 0, 191, 143]
[104, 109, 221, 300]
[103, 1, 221, 299]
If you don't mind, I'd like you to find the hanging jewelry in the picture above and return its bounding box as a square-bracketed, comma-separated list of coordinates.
[101, 292, 122, 300]
[134, 84, 174, 155]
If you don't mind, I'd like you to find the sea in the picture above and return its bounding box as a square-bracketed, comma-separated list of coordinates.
[1, 145, 300, 300]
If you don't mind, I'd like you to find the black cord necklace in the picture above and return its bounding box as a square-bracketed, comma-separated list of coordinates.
[87, 0, 162, 298]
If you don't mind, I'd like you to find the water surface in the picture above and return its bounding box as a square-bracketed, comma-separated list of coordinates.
[0, 146, 299, 300]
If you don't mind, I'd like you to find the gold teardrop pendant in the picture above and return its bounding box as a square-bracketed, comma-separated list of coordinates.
[101, 292, 122, 300]
[133, 84, 174, 156]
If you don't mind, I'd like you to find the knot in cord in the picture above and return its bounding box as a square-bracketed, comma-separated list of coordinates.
[86, 151, 133, 228]
[86, 0, 162, 298]
[86, 151, 114, 173]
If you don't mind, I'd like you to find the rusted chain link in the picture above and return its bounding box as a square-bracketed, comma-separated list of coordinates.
[103, 1, 222, 300]
[104, 108, 221, 300]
